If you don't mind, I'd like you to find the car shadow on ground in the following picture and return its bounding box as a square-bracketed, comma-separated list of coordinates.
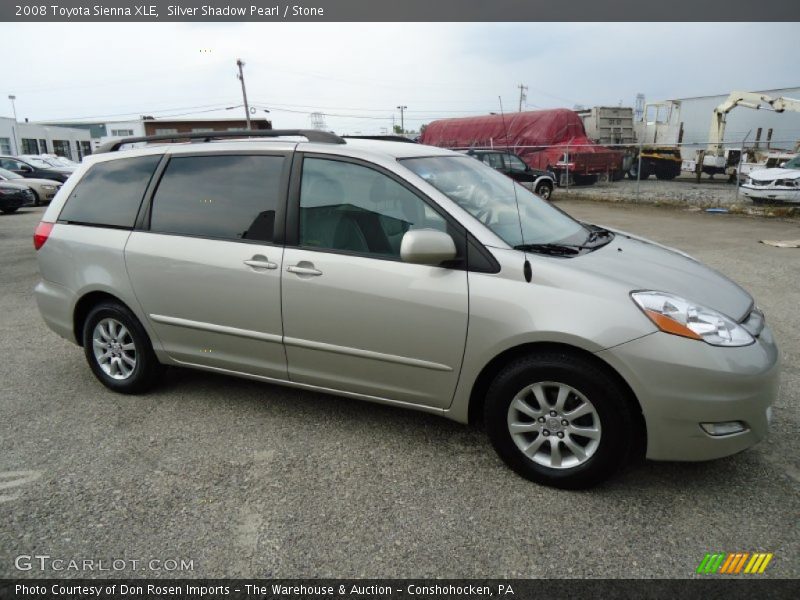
[150, 365, 783, 495]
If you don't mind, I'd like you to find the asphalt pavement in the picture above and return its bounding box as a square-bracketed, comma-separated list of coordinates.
[1, 201, 797, 579]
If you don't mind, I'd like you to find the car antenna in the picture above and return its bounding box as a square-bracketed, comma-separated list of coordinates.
[499, 95, 532, 282]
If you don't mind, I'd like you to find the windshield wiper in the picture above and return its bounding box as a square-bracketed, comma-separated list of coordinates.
[513, 243, 588, 255]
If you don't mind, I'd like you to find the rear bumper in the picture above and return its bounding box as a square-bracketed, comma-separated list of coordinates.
[597, 326, 780, 461]
[34, 279, 78, 344]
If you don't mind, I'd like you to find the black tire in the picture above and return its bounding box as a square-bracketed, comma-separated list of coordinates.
[82, 301, 164, 394]
[1, 207, 18, 214]
[31, 190, 41, 206]
[655, 167, 678, 181]
[484, 352, 635, 489]
[534, 181, 553, 200]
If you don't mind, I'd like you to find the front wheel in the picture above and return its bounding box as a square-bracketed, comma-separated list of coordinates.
[534, 181, 553, 200]
[1, 207, 18, 214]
[82, 301, 164, 394]
[484, 352, 635, 489]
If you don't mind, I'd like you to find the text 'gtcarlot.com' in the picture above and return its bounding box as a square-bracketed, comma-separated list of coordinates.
[14, 554, 194, 572]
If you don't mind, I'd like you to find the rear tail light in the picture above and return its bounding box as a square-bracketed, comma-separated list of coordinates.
[33, 221, 54, 250]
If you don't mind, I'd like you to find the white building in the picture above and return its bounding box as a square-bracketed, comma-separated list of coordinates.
[0, 117, 93, 160]
[667, 86, 800, 158]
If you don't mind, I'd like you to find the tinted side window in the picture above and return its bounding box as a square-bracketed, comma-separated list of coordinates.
[59, 155, 161, 228]
[150, 155, 284, 243]
[484, 153, 504, 169]
[299, 158, 452, 259]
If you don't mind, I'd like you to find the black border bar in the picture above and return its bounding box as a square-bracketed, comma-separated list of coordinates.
[3, 1, 800, 22]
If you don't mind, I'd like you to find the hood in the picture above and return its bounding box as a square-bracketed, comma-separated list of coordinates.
[48, 167, 74, 174]
[567, 234, 753, 321]
[18, 178, 62, 187]
[0, 181, 30, 192]
[750, 168, 800, 181]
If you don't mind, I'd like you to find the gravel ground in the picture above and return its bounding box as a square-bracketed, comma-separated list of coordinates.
[0, 203, 798, 579]
[558, 175, 799, 214]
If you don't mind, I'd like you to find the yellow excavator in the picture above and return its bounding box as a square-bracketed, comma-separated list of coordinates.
[692, 91, 800, 181]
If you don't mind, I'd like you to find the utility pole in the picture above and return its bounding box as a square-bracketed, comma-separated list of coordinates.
[236, 59, 252, 130]
[396, 105, 407, 133]
[8, 95, 19, 155]
[517, 84, 528, 112]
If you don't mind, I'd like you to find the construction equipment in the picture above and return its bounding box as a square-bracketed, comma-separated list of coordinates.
[689, 91, 800, 181]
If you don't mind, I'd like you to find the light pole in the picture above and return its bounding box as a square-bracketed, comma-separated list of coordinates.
[8, 95, 19, 155]
[396, 105, 407, 134]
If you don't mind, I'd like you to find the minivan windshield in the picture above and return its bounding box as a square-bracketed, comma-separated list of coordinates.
[401, 155, 587, 248]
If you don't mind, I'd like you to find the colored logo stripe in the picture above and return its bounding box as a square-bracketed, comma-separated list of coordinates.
[697, 552, 773, 574]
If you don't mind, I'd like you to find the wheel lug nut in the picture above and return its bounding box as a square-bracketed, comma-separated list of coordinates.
[550, 411, 557, 417]
[561, 419, 568, 426]
[557, 432, 564, 439]
[542, 430, 550, 436]
[538, 417, 545, 423]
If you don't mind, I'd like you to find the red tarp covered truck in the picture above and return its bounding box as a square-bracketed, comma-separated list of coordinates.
[419, 109, 624, 184]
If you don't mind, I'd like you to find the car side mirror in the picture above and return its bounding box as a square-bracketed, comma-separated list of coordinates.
[400, 229, 457, 266]
[19, 165, 33, 173]
[779, 161, 787, 168]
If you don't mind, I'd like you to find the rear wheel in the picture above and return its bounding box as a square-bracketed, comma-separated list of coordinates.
[534, 181, 553, 200]
[1, 207, 18, 214]
[82, 301, 164, 394]
[484, 352, 635, 489]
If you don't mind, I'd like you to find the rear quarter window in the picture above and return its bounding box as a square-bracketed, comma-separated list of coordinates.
[59, 155, 161, 228]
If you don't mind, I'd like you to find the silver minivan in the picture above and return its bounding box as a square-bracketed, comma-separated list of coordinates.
[33, 130, 780, 488]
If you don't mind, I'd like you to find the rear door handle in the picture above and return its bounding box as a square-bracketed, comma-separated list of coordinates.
[287, 264, 322, 277]
[244, 257, 278, 270]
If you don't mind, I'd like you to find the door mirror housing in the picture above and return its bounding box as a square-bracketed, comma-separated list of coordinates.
[400, 229, 457, 266]
[19, 165, 33, 173]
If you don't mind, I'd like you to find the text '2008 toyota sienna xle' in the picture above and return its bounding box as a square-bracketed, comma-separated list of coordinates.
[33, 130, 780, 488]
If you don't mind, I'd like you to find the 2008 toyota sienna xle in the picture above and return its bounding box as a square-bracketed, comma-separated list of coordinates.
[33, 130, 780, 489]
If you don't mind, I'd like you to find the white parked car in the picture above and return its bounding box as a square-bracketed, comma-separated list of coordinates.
[741, 154, 800, 204]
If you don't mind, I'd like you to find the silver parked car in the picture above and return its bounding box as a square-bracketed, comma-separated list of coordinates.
[33, 130, 780, 488]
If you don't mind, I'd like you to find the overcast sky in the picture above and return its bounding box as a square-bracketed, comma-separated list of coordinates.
[2, 22, 798, 134]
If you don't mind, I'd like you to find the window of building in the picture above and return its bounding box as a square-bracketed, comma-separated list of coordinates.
[110, 129, 134, 136]
[22, 139, 39, 154]
[154, 128, 178, 135]
[191, 128, 214, 133]
[39, 139, 48, 153]
[299, 158, 448, 259]
[52, 140, 73, 160]
[150, 155, 284, 243]
[59, 155, 161, 228]
[79, 141, 92, 158]
[0, 138, 11, 155]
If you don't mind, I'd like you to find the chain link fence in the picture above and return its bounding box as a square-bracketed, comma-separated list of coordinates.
[459, 138, 800, 209]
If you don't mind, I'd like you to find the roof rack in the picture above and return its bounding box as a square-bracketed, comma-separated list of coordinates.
[94, 129, 345, 153]
[343, 135, 418, 144]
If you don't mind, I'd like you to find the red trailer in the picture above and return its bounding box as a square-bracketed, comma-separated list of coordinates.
[420, 109, 624, 184]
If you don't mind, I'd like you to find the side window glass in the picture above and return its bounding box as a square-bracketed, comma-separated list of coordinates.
[507, 154, 528, 172]
[299, 158, 449, 259]
[485, 153, 504, 169]
[150, 154, 284, 242]
[59, 155, 161, 228]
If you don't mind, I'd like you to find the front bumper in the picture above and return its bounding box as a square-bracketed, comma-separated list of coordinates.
[596, 326, 780, 461]
[0, 192, 35, 210]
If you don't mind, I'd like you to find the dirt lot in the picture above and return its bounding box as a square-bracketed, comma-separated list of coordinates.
[0, 201, 798, 579]
[559, 174, 799, 214]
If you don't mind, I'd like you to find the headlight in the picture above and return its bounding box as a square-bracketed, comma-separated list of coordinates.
[42, 185, 56, 190]
[631, 291, 754, 347]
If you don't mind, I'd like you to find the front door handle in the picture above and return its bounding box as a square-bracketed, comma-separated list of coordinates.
[287, 263, 322, 277]
[244, 256, 278, 270]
